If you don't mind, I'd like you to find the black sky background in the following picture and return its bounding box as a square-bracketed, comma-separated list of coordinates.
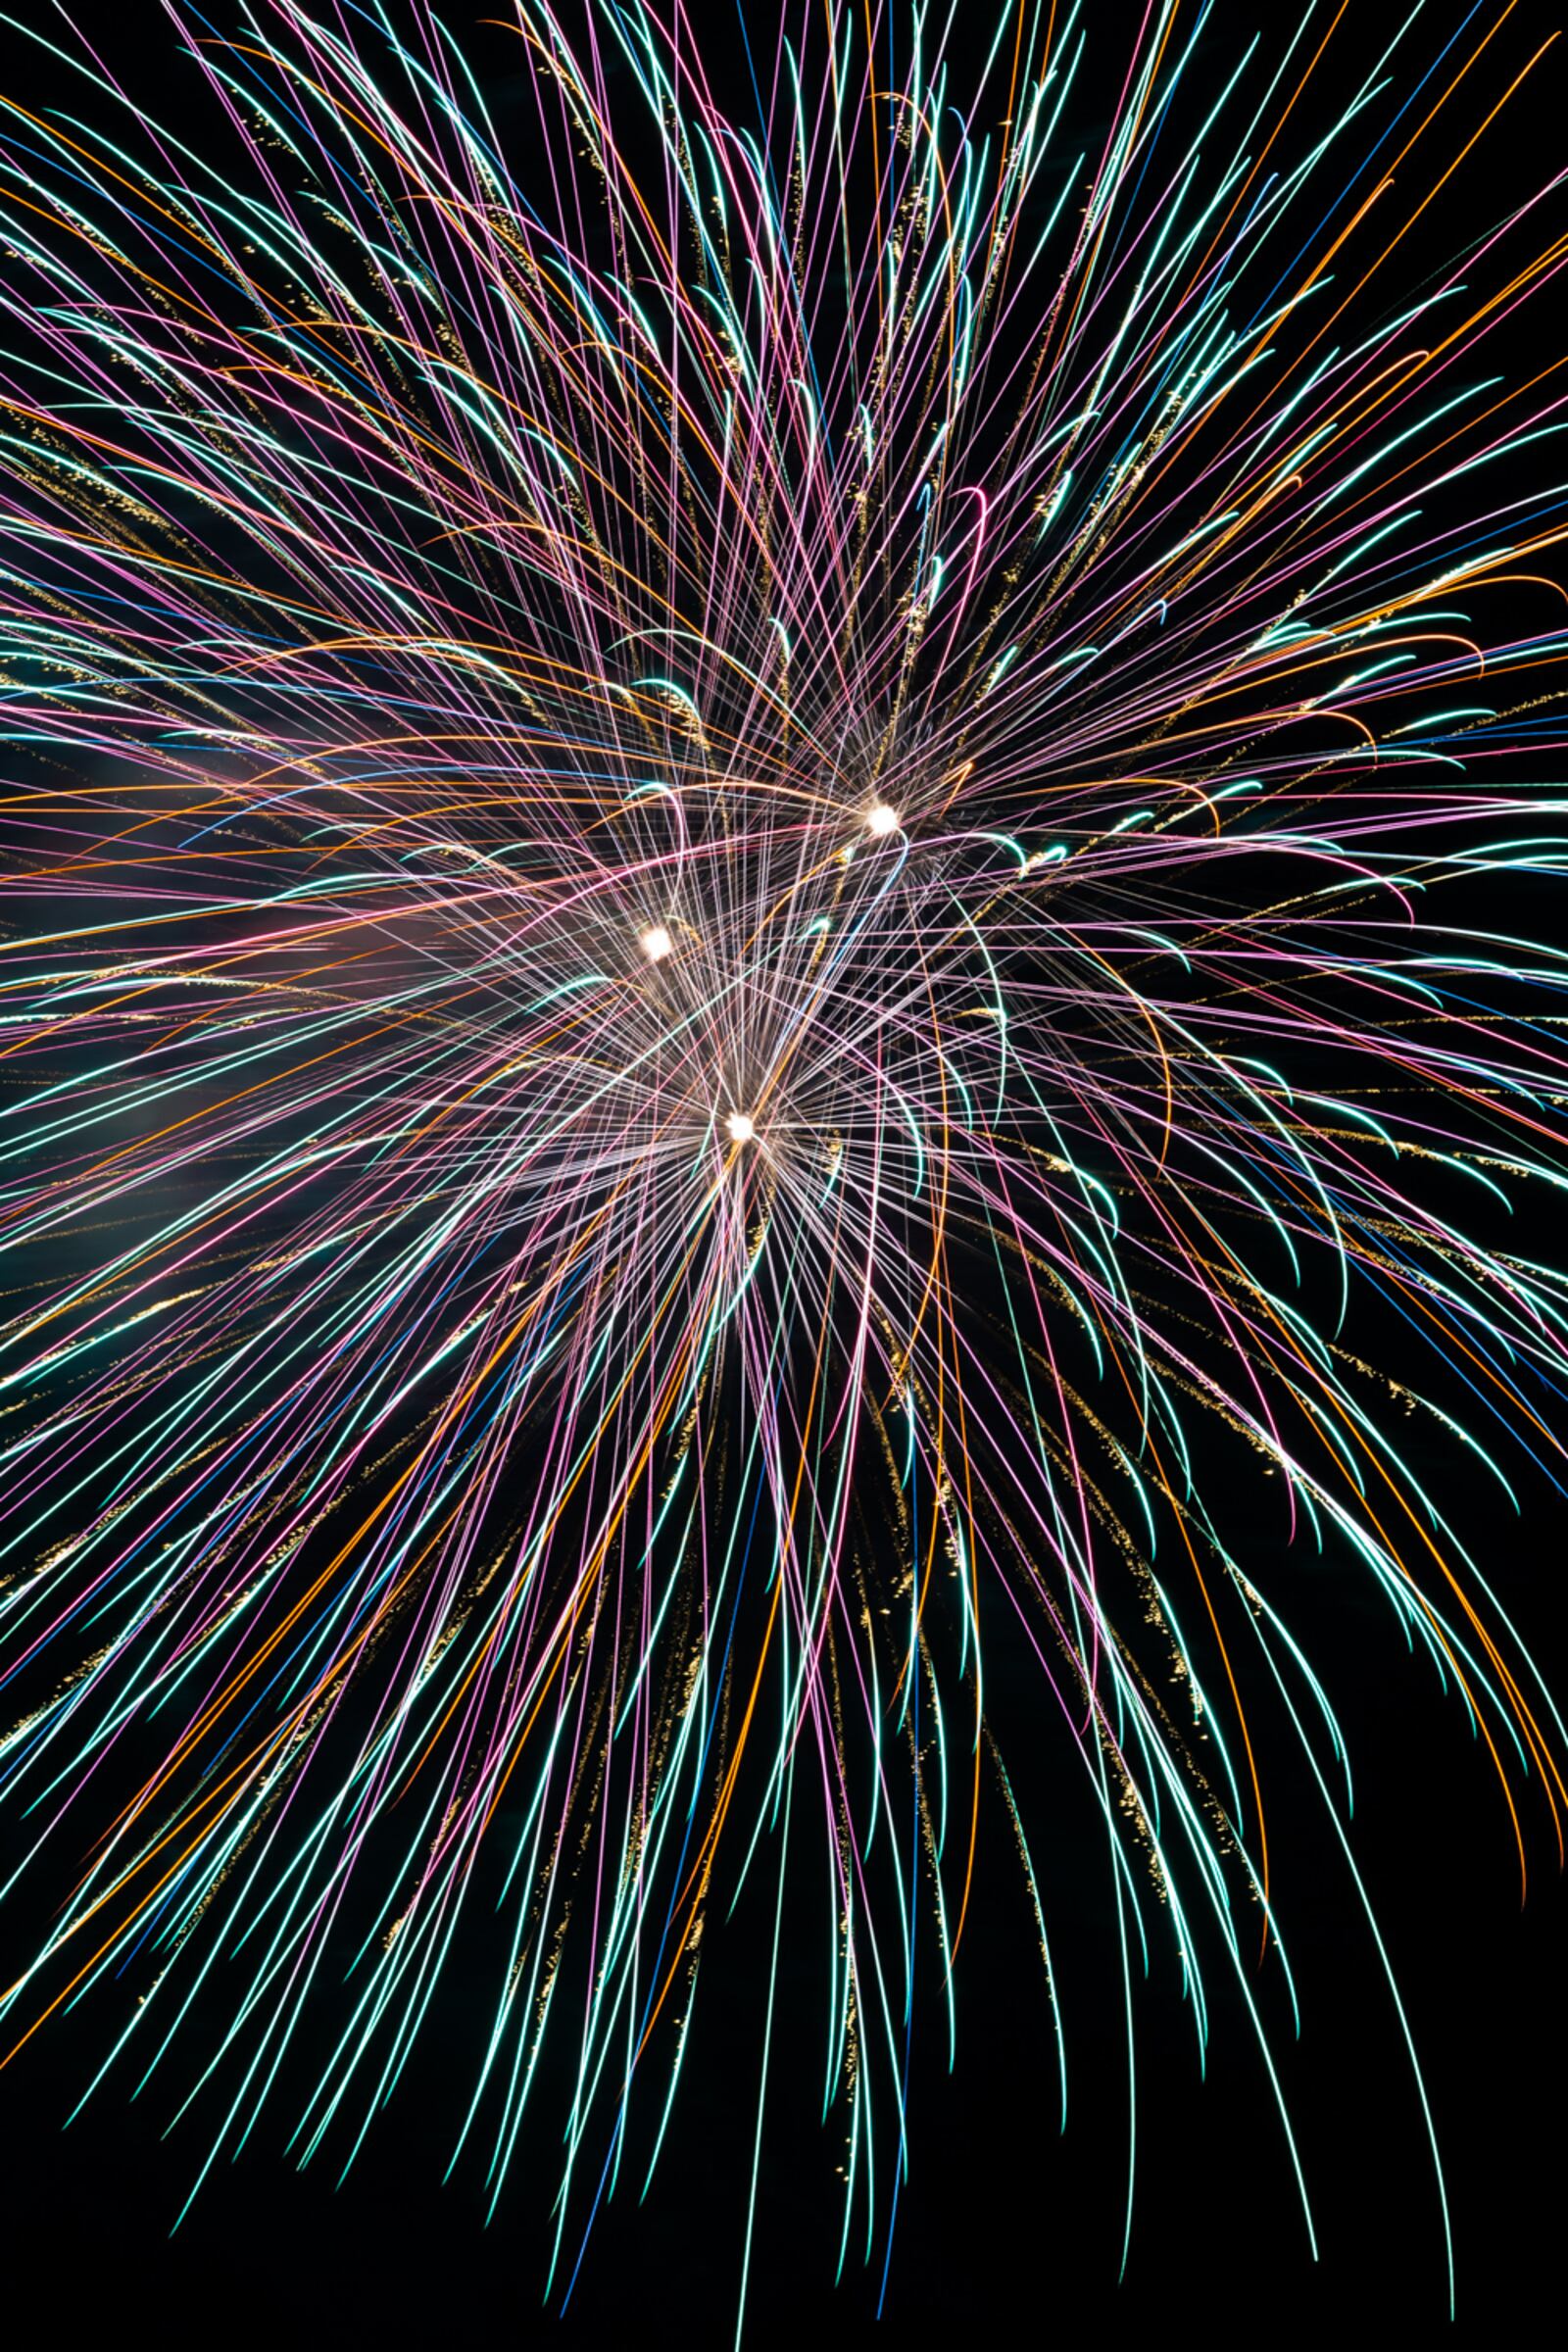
[2, 2, 1568, 2341]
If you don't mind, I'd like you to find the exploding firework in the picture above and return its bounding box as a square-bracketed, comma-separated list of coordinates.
[1, 0, 1567, 2325]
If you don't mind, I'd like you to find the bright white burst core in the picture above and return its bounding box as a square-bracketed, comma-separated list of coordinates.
[865, 804, 900, 837]
[725, 1111, 757, 1145]
[640, 924, 674, 961]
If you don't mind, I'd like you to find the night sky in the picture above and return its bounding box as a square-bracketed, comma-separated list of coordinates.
[2, 3, 1567, 2341]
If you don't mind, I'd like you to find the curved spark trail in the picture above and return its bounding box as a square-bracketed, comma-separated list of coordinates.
[0, 0, 1566, 2324]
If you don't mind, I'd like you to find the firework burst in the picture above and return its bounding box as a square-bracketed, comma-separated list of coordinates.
[1, 0, 1567, 2323]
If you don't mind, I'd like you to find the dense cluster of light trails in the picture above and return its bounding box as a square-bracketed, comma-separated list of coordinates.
[0, 0, 1566, 2326]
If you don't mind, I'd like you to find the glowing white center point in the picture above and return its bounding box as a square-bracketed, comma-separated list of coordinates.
[725, 1111, 757, 1146]
[865, 803, 900, 837]
[641, 924, 674, 962]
